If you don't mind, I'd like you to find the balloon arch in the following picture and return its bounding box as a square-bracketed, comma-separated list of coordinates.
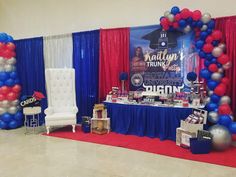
[159, 6, 236, 134]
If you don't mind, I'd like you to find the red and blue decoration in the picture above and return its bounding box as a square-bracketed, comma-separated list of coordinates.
[0, 32, 23, 129]
[160, 7, 236, 134]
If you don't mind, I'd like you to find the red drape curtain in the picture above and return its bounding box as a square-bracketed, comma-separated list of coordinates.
[99, 28, 130, 101]
[215, 16, 236, 117]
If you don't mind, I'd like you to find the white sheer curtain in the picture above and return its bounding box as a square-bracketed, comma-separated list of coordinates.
[43, 33, 73, 68]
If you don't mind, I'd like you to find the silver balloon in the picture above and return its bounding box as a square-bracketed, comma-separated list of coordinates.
[8, 106, 18, 114]
[4, 64, 14, 72]
[201, 25, 208, 31]
[212, 47, 223, 57]
[201, 12, 212, 24]
[209, 125, 232, 151]
[204, 97, 211, 104]
[218, 68, 224, 73]
[211, 72, 222, 81]
[0, 107, 7, 115]
[164, 11, 170, 17]
[219, 96, 231, 105]
[1, 100, 10, 108]
[0, 57, 5, 65]
[208, 90, 214, 96]
[6, 57, 16, 65]
[0, 65, 4, 72]
[230, 115, 234, 121]
[208, 111, 219, 123]
[167, 14, 175, 22]
[218, 43, 226, 52]
[184, 25, 191, 33]
[11, 99, 20, 106]
[223, 61, 232, 70]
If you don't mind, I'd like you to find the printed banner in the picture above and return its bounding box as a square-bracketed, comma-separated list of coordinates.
[130, 25, 200, 94]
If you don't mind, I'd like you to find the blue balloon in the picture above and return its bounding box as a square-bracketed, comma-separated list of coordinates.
[200, 31, 208, 40]
[1, 113, 13, 123]
[229, 122, 236, 134]
[206, 54, 213, 60]
[187, 72, 197, 81]
[207, 29, 213, 34]
[204, 60, 211, 67]
[7, 35, 13, 42]
[210, 58, 217, 64]
[200, 69, 211, 79]
[192, 21, 197, 27]
[14, 112, 23, 121]
[208, 20, 215, 29]
[212, 40, 219, 46]
[197, 21, 203, 28]
[179, 20, 187, 28]
[218, 115, 232, 127]
[171, 6, 180, 15]
[195, 40, 204, 49]
[210, 94, 221, 103]
[14, 79, 20, 85]
[206, 103, 218, 112]
[10, 71, 18, 79]
[5, 78, 15, 86]
[217, 63, 222, 68]
[0, 33, 8, 42]
[0, 72, 9, 81]
[8, 121, 18, 129]
[207, 80, 219, 90]
[186, 17, 193, 25]
[0, 120, 7, 129]
[0, 81, 4, 87]
[199, 51, 206, 58]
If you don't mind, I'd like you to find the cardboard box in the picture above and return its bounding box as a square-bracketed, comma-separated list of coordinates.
[180, 120, 203, 134]
[176, 128, 196, 146]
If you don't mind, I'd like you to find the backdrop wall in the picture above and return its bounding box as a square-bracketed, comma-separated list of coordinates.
[0, 0, 236, 39]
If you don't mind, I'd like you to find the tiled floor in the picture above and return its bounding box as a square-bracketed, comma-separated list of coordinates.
[0, 127, 235, 177]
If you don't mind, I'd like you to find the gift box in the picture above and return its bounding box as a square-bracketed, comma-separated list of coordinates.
[190, 138, 212, 154]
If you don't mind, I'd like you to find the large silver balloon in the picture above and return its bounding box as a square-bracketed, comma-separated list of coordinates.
[219, 96, 231, 105]
[1, 100, 10, 108]
[11, 99, 20, 106]
[223, 61, 232, 70]
[167, 14, 175, 22]
[6, 57, 16, 65]
[184, 25, 191, 33]
[218, 43, 226, 52]
[212, 47, 223, 57]
[8, 106, 18, 114]
[201, 25, 208, 31]
[0, 107, 7, 115]
[211, 72, 222, 81]
[0, 57, 5, 65]
[208, 111, 219, 123]
[164, 11, 170, 17]
[4, 64, 14, 72]
[209, 125, 232, 151]
[201, 13, 212, 24]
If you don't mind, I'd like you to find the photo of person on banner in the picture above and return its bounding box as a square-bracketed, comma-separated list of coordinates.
[131, 46, 147, 73]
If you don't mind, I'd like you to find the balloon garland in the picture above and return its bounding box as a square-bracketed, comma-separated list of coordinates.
[0, 32, 23, 129]
[159, 7, 236, 134]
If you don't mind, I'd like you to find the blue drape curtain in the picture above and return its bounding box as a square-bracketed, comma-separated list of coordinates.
[14, 37, 47, 125]
[72, 30, 100, 122]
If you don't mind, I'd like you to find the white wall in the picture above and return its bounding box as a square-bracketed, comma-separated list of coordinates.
[0, 0, 236, 39]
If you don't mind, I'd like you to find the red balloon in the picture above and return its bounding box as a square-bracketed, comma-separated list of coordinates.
[161, 17, 169, 26]
[6, 92, 17, 101]
[2, 49, 12, 59]
[180, 8, 191, 19]
[205, 36, 213, 43]
[212, 30, 223, 41]
[208, 64, 218, 72]
[6, 42, 16, 51]
[0, 94, 5, 101]
[174, 14, 181, 21]
[218, 104, 232, 115]
[217, 54, 229, 65]
[192, 10, 202, 21]
[12, 84, 21, 93]
[162, 25, 169, 31]
[203, 43, 214, 53]
[214, 85, 226, 96]
[0, 86, 11, 94]
[221, 77, 230, 86]
[0, 42, 5, 51]
[173, 22, 179, 28]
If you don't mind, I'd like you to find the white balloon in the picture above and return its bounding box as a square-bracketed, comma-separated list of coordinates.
[218, 68, 224, 73]
[201, 25, 208, 31]
[1, 100, 10, 108]
[167, 14, 175, 22]
[164, 11, 170, 17]
[223, 61, 232, 70]
[11, 99, 20, 106]
[218, 43, 226, 52]
[0, 107, 7, 115]
[208, 90, 214, 96]
[201, 13, 211, 24]
[212, 47, 223, 57]
[211, 72, 222, 81]
[6, 57, 16, 65]
[184, 25, 191, 33]
[8, 106, 18, 114]
[220, 96, 231, 105]
[0, 57, 5, 65]
[4, 64, 14, 72]
[0, 65, 4, 72]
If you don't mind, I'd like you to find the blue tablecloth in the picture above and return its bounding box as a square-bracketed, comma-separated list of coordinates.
[104, 102, 193, 141]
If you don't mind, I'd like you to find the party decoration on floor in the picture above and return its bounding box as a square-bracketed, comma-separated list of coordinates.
[159, 7, 235, 149]
[0, 32, 23, 129]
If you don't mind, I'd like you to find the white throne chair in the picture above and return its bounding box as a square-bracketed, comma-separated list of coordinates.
[44, 68, 78, 134]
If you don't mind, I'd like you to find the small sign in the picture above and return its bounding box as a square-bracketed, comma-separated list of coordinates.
[20, 91, 45, 108]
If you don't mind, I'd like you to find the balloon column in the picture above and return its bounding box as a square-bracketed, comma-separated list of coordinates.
[0, 32, 23, 129]
[159, 7, 236, 135]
